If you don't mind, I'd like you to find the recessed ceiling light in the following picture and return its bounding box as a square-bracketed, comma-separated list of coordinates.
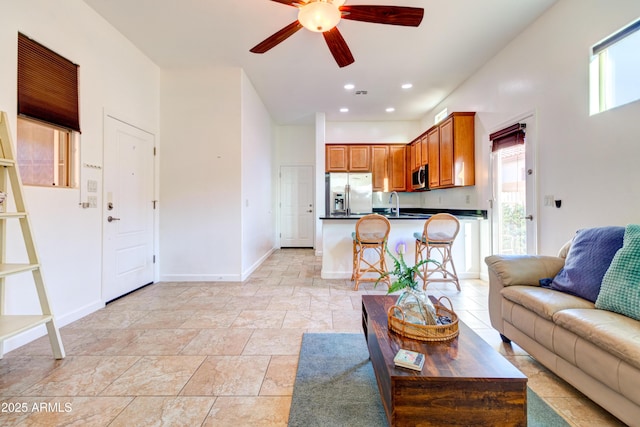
[401, 83, 413, 89]
[344, 83, 355, 90]
[340, 108, 349, 113]
[386, 107, 395, 113]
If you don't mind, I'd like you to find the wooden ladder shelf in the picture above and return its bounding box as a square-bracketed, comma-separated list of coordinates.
[0, 112, 65, 359]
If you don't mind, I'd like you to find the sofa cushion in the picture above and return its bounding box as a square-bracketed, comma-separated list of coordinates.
[595, 224, 640, 321]
[501, 286, 594, 321]
[553, 308, 640, 371]
[551, 226, 624, 302]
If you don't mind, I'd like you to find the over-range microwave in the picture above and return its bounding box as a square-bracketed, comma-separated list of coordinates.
[411, 165, 429, 191]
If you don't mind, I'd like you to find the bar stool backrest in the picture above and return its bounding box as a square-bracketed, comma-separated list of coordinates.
[422, 213, 460, 243]
[355, 214, 391, 243]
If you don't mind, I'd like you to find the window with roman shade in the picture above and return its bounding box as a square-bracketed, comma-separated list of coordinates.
[17, 32, 80, 132]
[489, 123, 525, 152]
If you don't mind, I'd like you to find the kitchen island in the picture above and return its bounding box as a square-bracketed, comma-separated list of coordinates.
[320, 210, 486, 283]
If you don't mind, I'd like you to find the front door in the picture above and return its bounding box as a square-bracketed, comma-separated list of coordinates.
[280, 165, 314, 247]
[490, 114, 537, 255]
[103, 116, 155, 302]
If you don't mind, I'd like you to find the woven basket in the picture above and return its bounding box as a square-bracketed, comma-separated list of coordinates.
[387, 295, 459, 342]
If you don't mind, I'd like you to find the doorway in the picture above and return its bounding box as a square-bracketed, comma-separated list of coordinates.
[489, 114, 537, 255]
[280, 165, 314, 248]
[102, 115, 155, 302]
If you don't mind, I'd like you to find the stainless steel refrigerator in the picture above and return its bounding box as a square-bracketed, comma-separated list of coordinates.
[326, 173, 373, 215]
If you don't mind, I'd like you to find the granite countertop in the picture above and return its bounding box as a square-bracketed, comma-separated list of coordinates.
[320, 208, 487, 220]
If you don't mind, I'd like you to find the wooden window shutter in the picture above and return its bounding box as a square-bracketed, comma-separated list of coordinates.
[490, 123, 525, 152]
[17, 33, 80, 132]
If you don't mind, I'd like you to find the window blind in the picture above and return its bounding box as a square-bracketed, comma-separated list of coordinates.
[17, 33, 80, 132]
[490, 123, 525, 152]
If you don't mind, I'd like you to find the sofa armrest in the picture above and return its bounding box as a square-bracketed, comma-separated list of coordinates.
[485, 255, 565, 287]
[485, 255, 565, 335]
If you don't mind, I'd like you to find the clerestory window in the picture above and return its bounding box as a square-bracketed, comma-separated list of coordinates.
[590, 18, 640, 115]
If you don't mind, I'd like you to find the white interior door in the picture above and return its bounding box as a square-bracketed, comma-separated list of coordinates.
[280, 165, 314, 247]
[103, 116, 155, 302]
[490, 114, 537, 255]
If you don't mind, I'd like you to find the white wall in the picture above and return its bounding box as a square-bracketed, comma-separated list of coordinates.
[160, 67, 243, 281]
[240, 70, 276, 278]
[0, 0, 160, 351]
[326, 120, 420, 143]
[420, 0, 640, 255]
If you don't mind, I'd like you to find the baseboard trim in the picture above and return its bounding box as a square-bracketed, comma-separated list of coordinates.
[2, 299, 104, 354]
[241, 248, 276, 281]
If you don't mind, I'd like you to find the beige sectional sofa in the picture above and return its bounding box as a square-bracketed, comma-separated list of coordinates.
[485, 251, 640, 426]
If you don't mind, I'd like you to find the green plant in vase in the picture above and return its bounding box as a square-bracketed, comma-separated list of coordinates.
[376, 245, 441, 325]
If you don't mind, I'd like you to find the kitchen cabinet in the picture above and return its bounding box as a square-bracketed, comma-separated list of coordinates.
[326, 145, 349, 172]
[427, 126, 440, 188]
[326, 145, 371, 172]
[409, 140, 422, 171]
[371, 145, 406, 192]
[389, 145, 407, 191]
[371, 145, 388, 191]
[420, 134, 429, 165]
[428, 112, 475, 189]
[349, 145, 371, 171]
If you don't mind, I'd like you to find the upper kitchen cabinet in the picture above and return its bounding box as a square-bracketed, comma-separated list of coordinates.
[420, 133, 429, 165]
[388, 145, 407, 191]
[371, 145, 388, 190]
[371, 145, 406, 192]
[427, 126, 440, 188]
[349, 145, 371, 171]
[409, 139, 422, 171]
[326, 145, 349, 171]
[428, 112, 475, 189]
[325, 144, 371, 172]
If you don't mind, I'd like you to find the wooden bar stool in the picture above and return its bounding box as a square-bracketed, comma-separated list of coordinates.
[414, 213, 461, 291]
[352, 214, 391, 291]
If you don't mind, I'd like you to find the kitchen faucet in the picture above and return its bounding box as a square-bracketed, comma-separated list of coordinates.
[389, 191, 400, 217]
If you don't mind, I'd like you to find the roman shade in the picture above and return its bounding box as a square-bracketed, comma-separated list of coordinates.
[17, 33, 80, 132]
[490, 123, 525, 152]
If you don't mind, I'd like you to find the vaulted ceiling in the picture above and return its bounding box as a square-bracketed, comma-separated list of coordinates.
[83, 0, 557, 125]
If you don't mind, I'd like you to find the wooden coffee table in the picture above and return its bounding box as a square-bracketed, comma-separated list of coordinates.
[362, 295, 527, 426]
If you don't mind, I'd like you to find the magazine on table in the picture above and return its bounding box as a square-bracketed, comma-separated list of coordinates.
[394, 348, 425, 371]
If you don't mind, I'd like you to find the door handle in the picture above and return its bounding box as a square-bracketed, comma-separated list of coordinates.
[107, 216, 121, 222]
[524, 215, 533, 221]
[307, 210, 313, 213]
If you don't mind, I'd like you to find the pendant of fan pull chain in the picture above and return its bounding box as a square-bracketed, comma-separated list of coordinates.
[250, 0, 424, 68]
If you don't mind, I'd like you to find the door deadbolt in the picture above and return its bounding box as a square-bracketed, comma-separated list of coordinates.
[107, 202, 114, 210]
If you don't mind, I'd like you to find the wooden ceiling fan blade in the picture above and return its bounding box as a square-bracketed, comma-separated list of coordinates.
[270, 0, 306, 7]
[322, 27, 354, 68]
[250, 21, 303, 54]
[340, 5, 424, 27]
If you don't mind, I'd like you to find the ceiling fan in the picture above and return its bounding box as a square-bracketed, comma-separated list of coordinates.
[250, 0, 424, 68]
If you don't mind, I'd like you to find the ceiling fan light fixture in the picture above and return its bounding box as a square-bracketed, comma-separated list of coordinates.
[298, 1, 341, 33]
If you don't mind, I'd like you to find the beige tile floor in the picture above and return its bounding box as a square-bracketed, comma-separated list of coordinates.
[0, 249, 626, 426]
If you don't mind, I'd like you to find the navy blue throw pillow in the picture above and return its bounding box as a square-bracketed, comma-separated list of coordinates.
[551, 226, 625, 302]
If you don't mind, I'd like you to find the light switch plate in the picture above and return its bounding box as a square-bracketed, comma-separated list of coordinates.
[87, 179, 98, 193]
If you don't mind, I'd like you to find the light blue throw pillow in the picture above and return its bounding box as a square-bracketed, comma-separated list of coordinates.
[551, 226, 625, 302]
[595, 225, 640, 321]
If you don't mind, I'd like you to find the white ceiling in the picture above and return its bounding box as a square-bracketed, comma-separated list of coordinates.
[82, 0, 557, 125]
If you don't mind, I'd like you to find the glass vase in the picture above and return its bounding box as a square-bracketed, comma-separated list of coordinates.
[393, 288, 437, 325]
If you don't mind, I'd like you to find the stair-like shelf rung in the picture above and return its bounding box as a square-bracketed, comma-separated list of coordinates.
[0, 263, 40, 277]
[0, 315, 53, 341]
[0, 158, 15, 167]
[0, 212, 28, 219]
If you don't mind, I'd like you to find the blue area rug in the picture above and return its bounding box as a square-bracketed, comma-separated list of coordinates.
[288, 333, 569, 427]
